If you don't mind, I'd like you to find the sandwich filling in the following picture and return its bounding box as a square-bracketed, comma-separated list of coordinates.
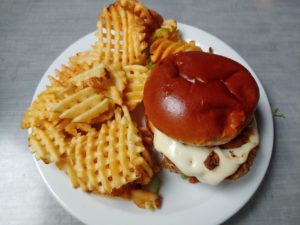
[154, 119, 259, 185]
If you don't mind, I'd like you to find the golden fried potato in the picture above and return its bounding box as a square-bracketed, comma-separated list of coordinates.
[96, 3, 148, 66]
[61, 107, 154, 194]
[55, 120, 95, 136]
[21, 87, 62, 129]
[49, 61, 91, 87]
[51, 87, 112, 123]
[123, 65, 149, 110]
[150, 38, 201, 63]
[69, 44, 101, 67]
[116, 0, 163, 41]
[131, 189, 161, 209]
[29, 121, 67, 163]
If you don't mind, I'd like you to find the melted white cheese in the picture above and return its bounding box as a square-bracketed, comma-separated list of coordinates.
[154, 119, 259, 185]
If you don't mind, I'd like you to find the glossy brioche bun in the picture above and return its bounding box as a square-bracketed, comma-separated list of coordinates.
[143, 51, 259, 146]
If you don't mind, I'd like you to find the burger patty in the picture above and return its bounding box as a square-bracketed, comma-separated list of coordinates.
[161, 147, 258, 183]
[160, 122, 259, 183]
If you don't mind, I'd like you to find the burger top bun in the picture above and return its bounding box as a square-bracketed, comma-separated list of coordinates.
[143, 51, 259, 146]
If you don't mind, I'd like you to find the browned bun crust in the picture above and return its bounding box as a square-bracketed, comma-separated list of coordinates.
[143, 51, 259, 145]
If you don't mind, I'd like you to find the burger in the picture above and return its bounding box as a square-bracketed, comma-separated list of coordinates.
[143, 51, 260, 185]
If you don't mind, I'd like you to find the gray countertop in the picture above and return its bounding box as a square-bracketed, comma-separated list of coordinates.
[0, 0, 299, 224]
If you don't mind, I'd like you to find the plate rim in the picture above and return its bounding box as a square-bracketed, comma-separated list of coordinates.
[31, 22, 274, 225]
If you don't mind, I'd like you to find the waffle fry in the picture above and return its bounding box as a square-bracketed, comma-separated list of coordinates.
[103, 67, 126, 106]
[96, 3, 147, 66]
[70, 63, 127, 106]
[69, 44, 101, 67]
[62, 107, 153, 194]
[117, 0, 154, 25]
[49, 61, 91, 87]
[131, 189, 161, 209]
[70, 63, 106, 86]
[51, 87, 113, 123]
[150, 39, 201, 63]
[28, 121, 67, 163]
[57, 63, 87, 82]
[139, 126, 153, 147]
[55, 120, 95, 136]
[116, 0, 163, 41]
[148, 19, 202, 63]
[21, 87, 62, 129]
[123, 65, 148, 110]
[89, 102, 116, 124]
[107, 64, 127, 92]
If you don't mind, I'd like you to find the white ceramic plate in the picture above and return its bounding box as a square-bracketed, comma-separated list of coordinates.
[32, 23, 274, 225]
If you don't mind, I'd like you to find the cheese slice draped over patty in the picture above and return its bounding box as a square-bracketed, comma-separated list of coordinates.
[153, 119, 259, 185]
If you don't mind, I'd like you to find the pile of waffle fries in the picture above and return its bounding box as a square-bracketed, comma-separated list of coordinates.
[21, 0, 202, 209]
